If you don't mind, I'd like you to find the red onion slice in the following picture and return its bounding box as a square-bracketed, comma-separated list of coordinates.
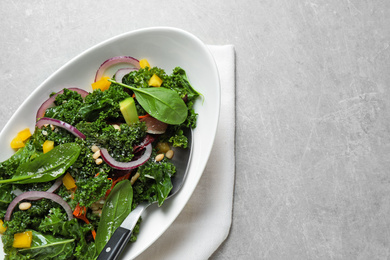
[46, 177, 63, 193]
[36, 117, 86, 139]
[36, 88, 89, 120]
[95, 56, 140, 82]
[12, 178, 63, 198]
[115, 68, 137, 83]
[4, 191, 73, 221]
[133, 134, 156, 154]
[100, 143, 152, 170]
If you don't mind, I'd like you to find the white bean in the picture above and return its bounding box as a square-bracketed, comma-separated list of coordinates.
[19, 202, 32, 211]
[93, 150, 101, 160]
[91, 145, 99, 153]
[165, 150, 174, 159]
[95, 158, 103, 165]
[155, 154, 164, 162]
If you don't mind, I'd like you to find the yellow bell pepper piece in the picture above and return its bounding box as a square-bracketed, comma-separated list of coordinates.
[156, 142, 170, 154]
[42, 140, 54, 154]
[17, 128, 32, 141]
[0, 219, 7, 234]
[92, 76, 111, 91]
[10, 128, 32, 149]
[149, 74, 163, 87]
[10, 137, 25, 149]
[62, 172, 76, 190]
[13, 231, 33, 248]
[139, 59, 150, 69]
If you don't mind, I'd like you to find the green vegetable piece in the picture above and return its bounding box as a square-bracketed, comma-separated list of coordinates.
[0, 143, 81, 184]
[110, 79, 188, 125]
[17, 230, 75, 259]
[120, 97, 139, 125]
[95, 179, 133, 253]
[39, 208, 97, 259]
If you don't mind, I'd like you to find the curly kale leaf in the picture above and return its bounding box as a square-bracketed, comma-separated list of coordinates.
[134, 151, 176, 206]
[60, 140, 111, 207]
[72, 172, 111, 207]
[45, 99, 84, 126]
[122, 67, 166, 89]
[2, 199, 62, 249]
[53, 88, 84, 106]
[77, 120, 146, 163]
[39, 208, 97, 259]
[0, 139, 41, 180]
[79, 85, 130, 122]
[165, 67, 201, 102]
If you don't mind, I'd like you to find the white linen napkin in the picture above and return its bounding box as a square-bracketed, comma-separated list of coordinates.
[136, 45, 236, 260]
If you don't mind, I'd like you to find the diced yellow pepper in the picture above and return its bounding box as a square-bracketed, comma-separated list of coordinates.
[149, 74, 163, 87]
[17, 128, 32, 141]
[42, 140, 54, 154]
[10, 136, 25, 149]
[156, 142, 170, 154]
[0, 219, 7, 234]
[13, 231, 33, 248]
[62, 172, 76, 190]
[92, 76, 111, 91]
[139, 59, 150, 69]
[10, 128, 32, 149]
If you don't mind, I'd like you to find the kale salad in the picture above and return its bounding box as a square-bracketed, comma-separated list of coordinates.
[0, 56, 200, 259]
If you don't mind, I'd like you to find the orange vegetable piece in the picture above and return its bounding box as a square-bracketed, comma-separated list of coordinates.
[42, 140, 54, 154]
[92, 76, 111, 91]
[138, 114, 150, 119]
[148, 74, 163, 87]
[105, 171, 132, 197]
[0, 219, 7, 234]
[63, 172, 76, 190]
[13, 231, 33, 248]
[73, 203, 96, 240]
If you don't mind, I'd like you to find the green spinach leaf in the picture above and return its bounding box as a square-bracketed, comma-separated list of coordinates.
[17, 230, 75, 259]
[0, 140, 42, 180]
[0, 143, 81, 184]
[110, 80, 188, 125]
[38, 208, 97, 259]
[95, 179, 133, 253]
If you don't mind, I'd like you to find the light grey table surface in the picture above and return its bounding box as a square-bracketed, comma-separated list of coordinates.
[1, 1, 390, 259]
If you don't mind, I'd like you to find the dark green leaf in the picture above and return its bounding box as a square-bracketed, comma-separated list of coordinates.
[17, 230, 75, 259]
[0, 140, 42, 180]
[95, 179, 133, 253]
[38, 208, 97, 259]
[110, 80, 188, 125]
[0, 143, 81, 184]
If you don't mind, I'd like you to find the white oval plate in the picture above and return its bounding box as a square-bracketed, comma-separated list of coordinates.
[0, 27, 220, 259]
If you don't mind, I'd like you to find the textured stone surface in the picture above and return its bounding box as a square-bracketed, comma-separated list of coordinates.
[1, 1, 390, 259]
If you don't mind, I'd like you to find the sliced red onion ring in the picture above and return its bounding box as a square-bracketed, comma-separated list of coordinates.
[133, 134, 156, 154]
[95, 56, 140, 82]
[36, 88, 89, 120]
[36, 117, 86, 139]
[115, 68, 137, 83]
[46, 177, 63, 193]
[4, 191, 73, 222]
[11, 178, 63, 198]
[100, 143, 152, 170]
